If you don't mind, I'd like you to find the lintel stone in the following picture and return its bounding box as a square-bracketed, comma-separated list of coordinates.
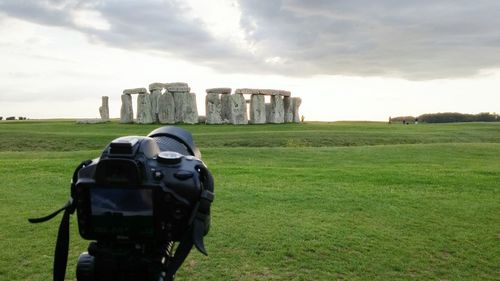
[123, 88, 147, 95]
[149, 83, 165, 91]
[206, 88, 232, 94]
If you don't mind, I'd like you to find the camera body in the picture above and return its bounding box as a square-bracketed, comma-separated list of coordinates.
[74, 136, 207, 243]
[70, 127, 213, 281]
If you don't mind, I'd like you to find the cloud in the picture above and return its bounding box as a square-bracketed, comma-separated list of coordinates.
[1, 0, 500, 80]
[237, 0, 500, 79]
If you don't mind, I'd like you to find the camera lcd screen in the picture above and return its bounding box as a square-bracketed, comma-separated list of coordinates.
[90, 187, 154, 238]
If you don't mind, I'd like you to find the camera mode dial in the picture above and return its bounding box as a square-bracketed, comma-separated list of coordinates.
[157, 151, 183, 165]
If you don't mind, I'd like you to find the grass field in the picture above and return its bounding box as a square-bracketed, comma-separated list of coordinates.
[0, 121, 499, 280]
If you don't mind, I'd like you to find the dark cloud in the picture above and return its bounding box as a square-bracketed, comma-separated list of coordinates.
[1, 0, 500, 79]
[237, 0, 500, 79]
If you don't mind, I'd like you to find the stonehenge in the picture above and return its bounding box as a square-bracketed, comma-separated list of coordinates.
[114, 83, 301, 125]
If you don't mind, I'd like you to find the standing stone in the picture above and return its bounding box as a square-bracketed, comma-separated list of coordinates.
[283, 96, 293, 123]
[291, 97, 302, 123]
[265, 103, 271, 123]
[158, 92, 175, 124]
[230, 93, 248, 125]
[269, 95, 285, 123]
[206, 93, 222, 124]
[249, 94, 266, 124]
[172, 92, 187, 123]
[120, 94, 133, 123]
[149, 83, 165, 123]
[99, 96, 110, 121]
[172, 91, 199, 124]
[220, 94, 232, 123]
[149, 90, 161, 123]
[184, 93, 199, 124]
[0, 117, 3, 120]
[137, 93, 154, 124]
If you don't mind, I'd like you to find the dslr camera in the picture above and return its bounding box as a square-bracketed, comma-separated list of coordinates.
[30, 127, 214, 281]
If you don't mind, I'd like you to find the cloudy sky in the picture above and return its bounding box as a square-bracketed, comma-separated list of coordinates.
[1, 0, 499, 121]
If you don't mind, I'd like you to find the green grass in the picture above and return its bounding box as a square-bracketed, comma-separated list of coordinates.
[0, 121, 499, 280]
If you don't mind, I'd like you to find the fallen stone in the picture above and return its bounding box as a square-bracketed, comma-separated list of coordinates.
[249, 94, 266, 124]
[292, 97, 302, 123]
[220, 94, 232, 122]
[6, 116, 15, 120]
[206, 93, 223, 124]
[230, 93, 248, 124]
[120, 94, 134, 123]
[99, 96, 110, 121]
[137, 93, 154, 124]
[149, 83, 165, 92]
[206, 88, 231, 94]
[269, 95, 285, 123]
[158, 92, 175, 124]
[76, 118, 106, 124]
[123, 88, 147, 95]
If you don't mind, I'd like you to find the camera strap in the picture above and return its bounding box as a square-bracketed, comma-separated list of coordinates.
[192, 164, 214, 255]
[164, 164, 214, 280]
[28, 160, 92, 281]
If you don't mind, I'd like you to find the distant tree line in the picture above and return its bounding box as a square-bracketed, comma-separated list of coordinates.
[390, 112, 499, 123]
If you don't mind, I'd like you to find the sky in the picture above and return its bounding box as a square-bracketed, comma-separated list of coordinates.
[0, 0, 499, 121]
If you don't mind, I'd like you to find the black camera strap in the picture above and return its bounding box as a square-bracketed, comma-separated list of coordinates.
[164, 164, 214, 280]
[28, 160, 91, 281]
[193, 165, 214, 255]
